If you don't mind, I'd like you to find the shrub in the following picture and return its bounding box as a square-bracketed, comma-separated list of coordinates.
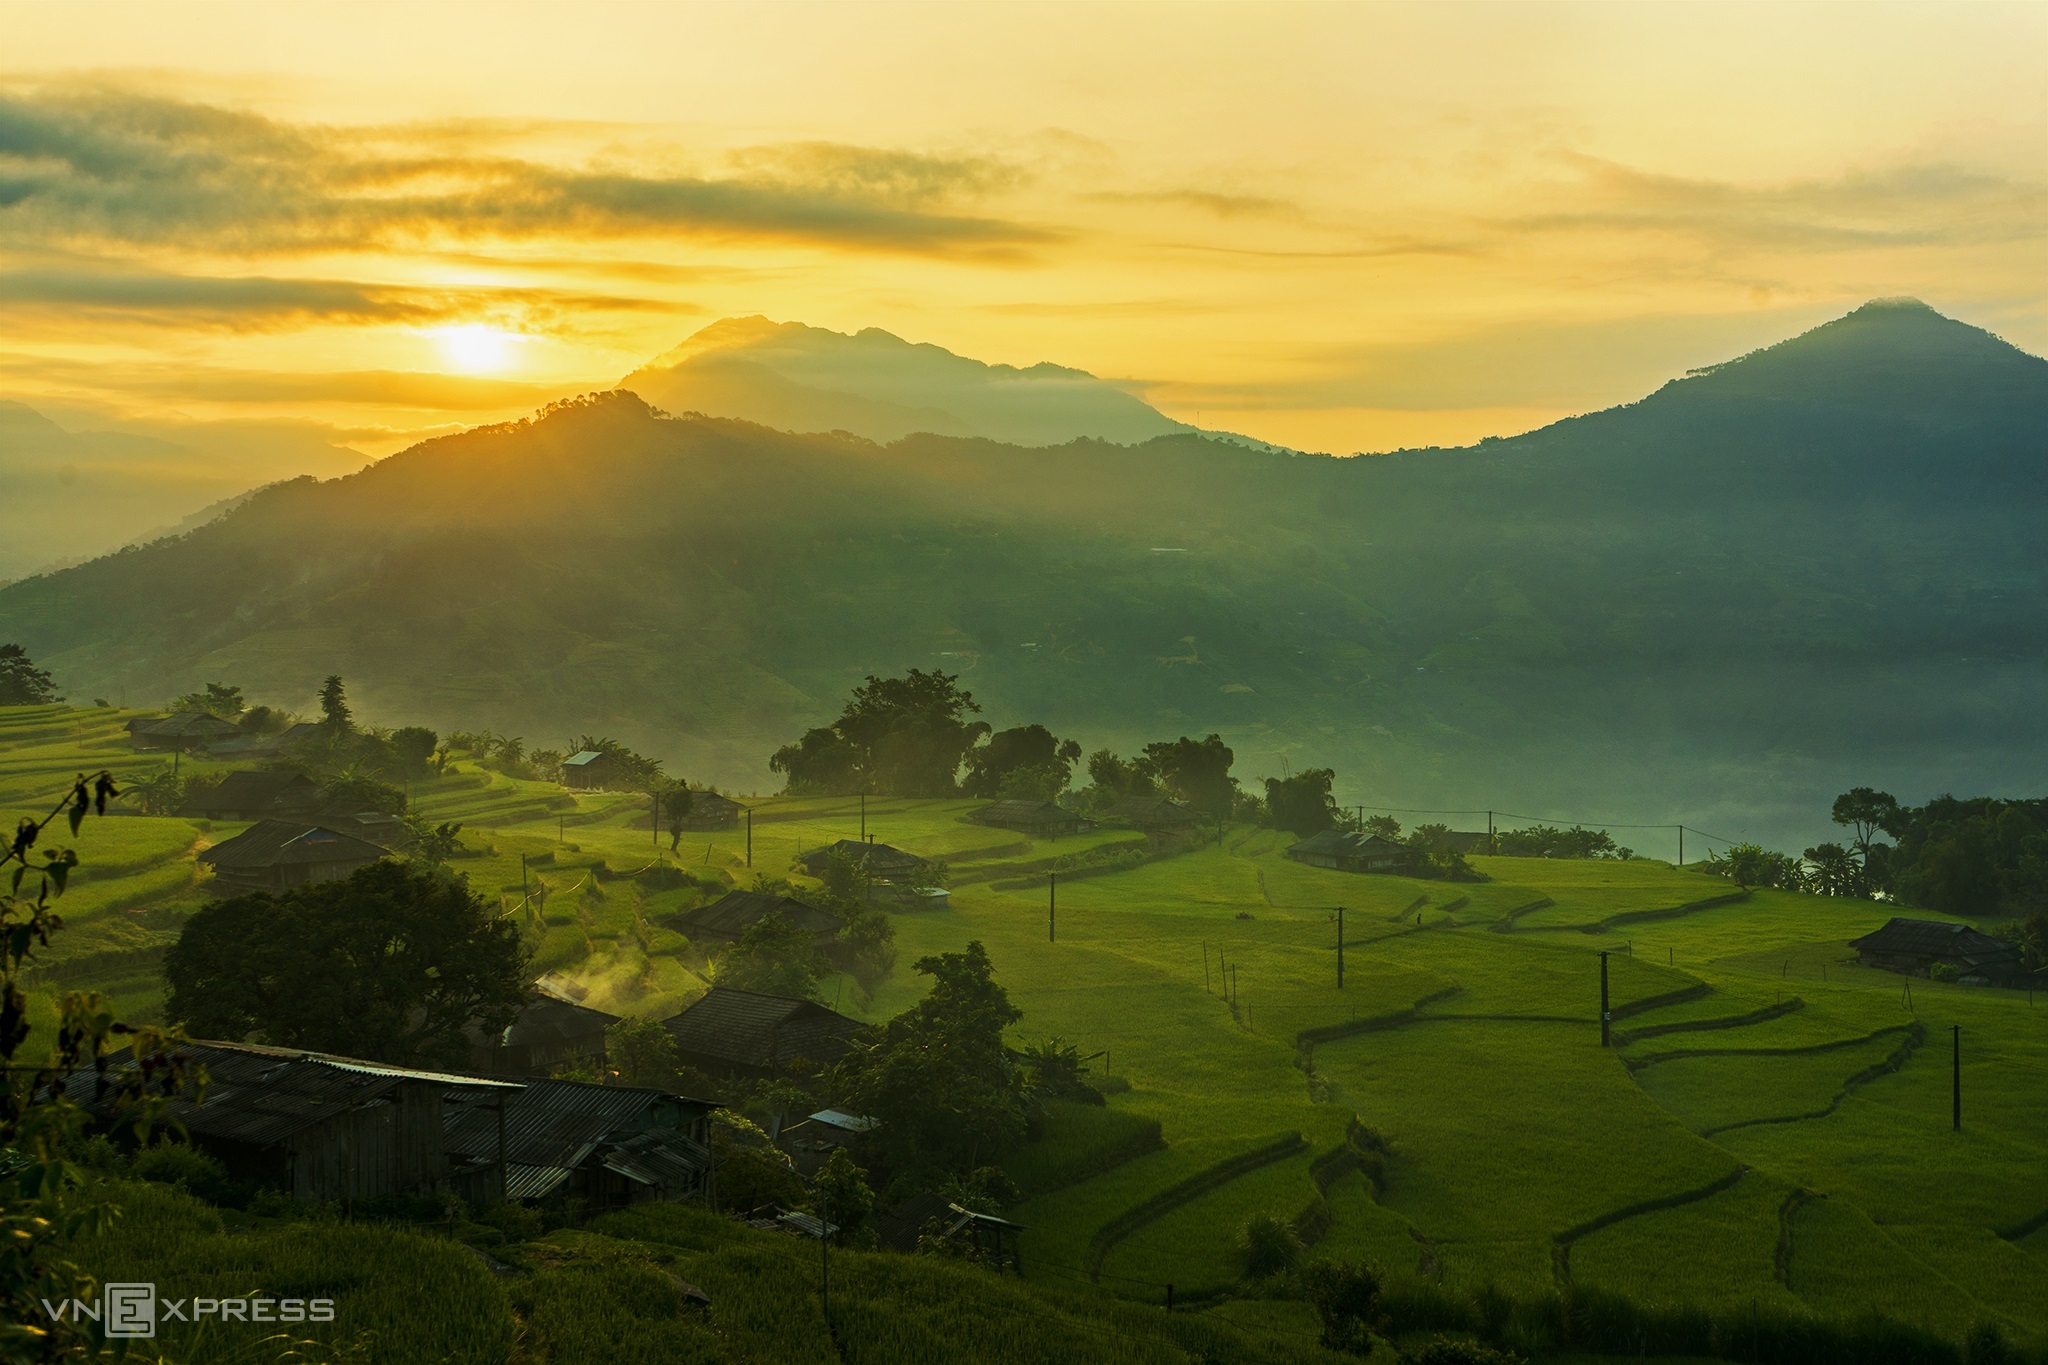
[1404, 1337, 1526, 1365]
[1238, 1212, 1303, 1277]
[717, 1146, 805, 1214]
[1304, 1257, 1387, 1355]
[129, 1141, 234, 1205]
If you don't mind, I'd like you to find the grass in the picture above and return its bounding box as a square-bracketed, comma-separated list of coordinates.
[12, 701, 2048, 1354]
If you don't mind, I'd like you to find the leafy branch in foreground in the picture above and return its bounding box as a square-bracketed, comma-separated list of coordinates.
[2, 771, 193, 1363]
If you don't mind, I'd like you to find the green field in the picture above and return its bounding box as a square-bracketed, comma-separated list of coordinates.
[9, 702, 2048, 1359]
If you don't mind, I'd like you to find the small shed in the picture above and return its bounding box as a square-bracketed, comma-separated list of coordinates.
[178, 769, 322, 821]
[777, 1108, 879, 1176]
[1104, 796, 1200, 832]
[66, 1039, 518, 1204]
[561, 750, 630, 790]
[793, 839, 928, 882]
[197, 820, 388, 894]
[969, 800, 1085, 837]
[661, 986, 870, 1078]
[1847, 917, 2026, 986]
[670, 891, 847, 947]
[471, 987, 621, 1078]
[869, 1193, 1023, 1270]
[442, 1077, 718, 1208]
[675, 791, 746, 830]
[127, 711, 244, 751]
[1285, 830, 1411, 874]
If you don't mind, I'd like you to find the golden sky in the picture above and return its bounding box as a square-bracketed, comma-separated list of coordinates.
[5, 0, 2048, 455]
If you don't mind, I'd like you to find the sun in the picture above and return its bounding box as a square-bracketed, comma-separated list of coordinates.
[433, 324, 520, 374]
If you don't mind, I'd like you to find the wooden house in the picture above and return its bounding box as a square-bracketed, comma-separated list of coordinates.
[1285, 830, 1411, 874]
[127, 711, 243, 751]
[1847, 917, 2026, 986]
[65, 1039, 518, 1204]
[561, 750, 630, 790]
[661, 986, 870, 1079]
[793, 839, 928, 882]
[197, 820, 388, 894]
[441, 1077, 718, 1208]
[675, 790, 746, 830]
[669, 891, 847, 948]
[470, 986, 621, 1078]
[968, 799, 1085, 837]
[1104, 795, 1200, 832]
[777, 1108, 879, 1176]
[178, 769, 322, 821]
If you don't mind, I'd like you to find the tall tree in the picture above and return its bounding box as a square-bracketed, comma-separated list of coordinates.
[712, 910, 826, 999]
[771, 670, 989, 797]
[318, 674, 352, 730]
[962, 725, 1082, 799]
[1264, 768, 1340, 837]
[661, 783, 696, 851]
[0, 644, 60, 706]
[164, 861, 527, 1069]
[1144, 734, 1237, 818]
[171, 681, 245, 718]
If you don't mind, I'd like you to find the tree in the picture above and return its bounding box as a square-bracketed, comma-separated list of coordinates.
[404, 816, 465, 868]
[125, 765, 187, 816]
[318, 674, 352, 730]
[962, 725, 1082, 799]
[811, 1148, 874, 1246]
[163, 860, 527, 1069]
[1832, 788, 1902, 865]
[835, 940, 1025, 1177]
[1803, 842, 1862, 896]
[172, 681, 244, 718]
[771, 670, 988, 797]
[1083, 748, 1157, 802]
[389, 725, 440, 774]
[607, 1016, 681, 1089]
[1407, 823, 1478, 881]
[0, 644, 60, 706]
[1143, 734, 1237, 818]
[1363, 814, 1403, 842]
[713, 910, 827, 999]
[1265, 768, 1340, 837]
[661, 783, 696, 852]
[1302, 1258, 1386, 1356]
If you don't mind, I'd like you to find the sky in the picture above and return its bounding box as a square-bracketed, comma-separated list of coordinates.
[5, 0, 2048, 457]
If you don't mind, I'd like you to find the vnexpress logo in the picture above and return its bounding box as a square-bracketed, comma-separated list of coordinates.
[41, 1283, 334, 1337]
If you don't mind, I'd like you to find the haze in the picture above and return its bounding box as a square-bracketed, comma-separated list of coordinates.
[7, 0, 2048, 456]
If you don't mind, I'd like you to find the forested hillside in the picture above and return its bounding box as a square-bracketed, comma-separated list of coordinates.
[4, 299, 2045, 846]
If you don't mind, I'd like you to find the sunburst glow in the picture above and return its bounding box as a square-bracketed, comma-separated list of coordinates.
[433, 325, 521, 375]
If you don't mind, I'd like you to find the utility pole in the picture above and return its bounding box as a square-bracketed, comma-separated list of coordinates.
[1048, 870, 1057, 943]
[820, 1221, 831, 1334]
[521, 853, 530, 906]
[1336, 905, 1346, 989]
[746, 807, 753, 867]
[1599, 950, 1611, 1047]
[1202, 942, 1210, 992]
[1487, 809, 1494, 853]
[860, 792, 867, 843]
[1677, 826, 1684, 866]
[1952, 1024, 1961, 1131]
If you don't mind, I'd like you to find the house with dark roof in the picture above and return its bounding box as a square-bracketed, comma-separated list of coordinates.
[127, 711, 244, 751]
[561, 750, 633, 790]
[661, 986, 870, 1079]
[178, 769, 322, 821]
[1285, 830, 1411, 874]
[1104, 795, 1200, 832]
[793, 839, 928, 881]
[670, 891, 846, 947]
[1847, 917, 2027, 986]
[470, 987, 621, 1078]
[65, 1039, 519, 1204]
[674, 790, 747, 830]
[197, 820, 388, 894]
[441, 1077, 717, 1208]
[968, 799, 1085, 837]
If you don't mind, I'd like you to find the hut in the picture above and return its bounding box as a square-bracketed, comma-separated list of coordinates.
[197, 820, 388, 894]
[968, 800, 1085, 837]
[661, 986, 870, 1079]
[1104, 796, 1200, 832]
[1847, 917, 2026, 986]
[675, 791, 746, 830]
[441, 1077, 718, 1208]
[793, 839, 928, 882]
[65, 1039, 518, 1203]
[127, 711, 243, 752]
[669, 891, 846, 948]
[470, 986, 621, 1078]
[777, 1108, 880, 1176]
[1285, 830, 1411, 874]
[178, 769, 322, 821]
[870, 1193, 1024, 1270]
[561, 750, 629, 790]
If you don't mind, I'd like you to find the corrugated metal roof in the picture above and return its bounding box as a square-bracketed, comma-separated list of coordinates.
[562, 751, 605, 767]
[503, 995, 619, 1051]
[1288, 830, 1406, 859]
[672, 892, 845, 943]
[182, 770, 320, 815]
[662, 987, 869, 1071]
[599, 1129, 714, 1188]
[442, 1078, 715, 1170]
[66, 1039, 514, 1147]
[794, 840, 927, 875]
[1850, 916, 2018, 962]
[807, 1109, 878, 1132]
[197, 820, 389, 869]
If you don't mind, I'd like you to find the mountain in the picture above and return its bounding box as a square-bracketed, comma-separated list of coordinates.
[4, 298, 2045, 847]
[0, 402, 366, 583]
[619, 316, 1196, 446]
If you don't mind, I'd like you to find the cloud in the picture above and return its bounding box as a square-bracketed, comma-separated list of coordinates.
[1088, 188, 1296, 219]
[0, 347, 572, 410]
[0, 88, 1050, 257]
[0, 263, 686, 330]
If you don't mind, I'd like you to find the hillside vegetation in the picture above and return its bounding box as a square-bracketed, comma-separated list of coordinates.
[8, 702, 2047, 1362]
[5, 299, 2048, 844]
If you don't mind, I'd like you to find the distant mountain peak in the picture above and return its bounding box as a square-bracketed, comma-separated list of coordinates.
[619, 316, 1191, 447]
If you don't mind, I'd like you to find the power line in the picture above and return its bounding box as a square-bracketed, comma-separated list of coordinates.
[1343, 801, 1743, 847]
